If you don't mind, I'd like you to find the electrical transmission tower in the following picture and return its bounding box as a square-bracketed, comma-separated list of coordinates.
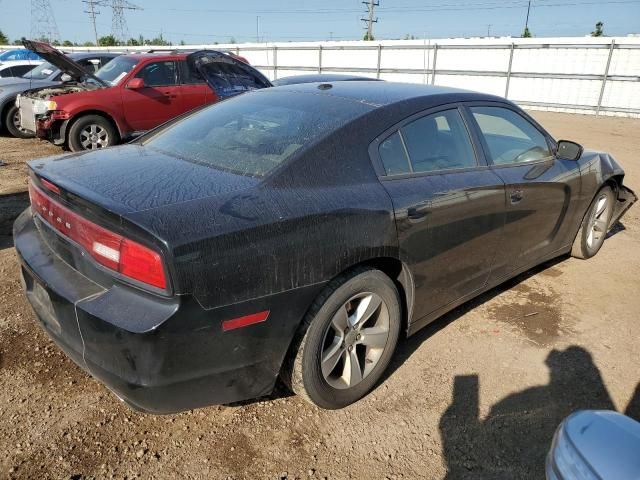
[361, 0, 379, 41]
[111, 0, 142, 45]
[30, 0, 60, 43]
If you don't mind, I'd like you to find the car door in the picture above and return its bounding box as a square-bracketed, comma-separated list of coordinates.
[373, 106, 506, 322]
[120, 60, 184, 132]
[466, 104, 583, 280]
[186, 50, 272, 99]
[177, 60, 215, 112]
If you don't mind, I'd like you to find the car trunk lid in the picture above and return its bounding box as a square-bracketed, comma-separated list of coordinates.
[28, 144, 260, 215]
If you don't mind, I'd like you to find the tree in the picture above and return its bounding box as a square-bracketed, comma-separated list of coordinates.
[522, 27, 532, 38]
[0, 30, 9, 45]
[126, 37, 141, 46]
[591, 21, 604, 37]
[363, 31, 374, 41]
[98, 35, 117, 47]
[62, 40, 74, 47]
[83, 41, 96, 47]
[404, 34, 416, 40]
[229, 37, 237, 44]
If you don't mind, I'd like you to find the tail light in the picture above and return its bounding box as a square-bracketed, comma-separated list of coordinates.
[28, 179, 167, 290]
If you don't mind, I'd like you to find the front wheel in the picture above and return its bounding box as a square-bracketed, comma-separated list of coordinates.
[5, 104, 35, 138]
[67, 114, 119, 152]
[282, 268, 401, 409]
[571, 186, 615, 259]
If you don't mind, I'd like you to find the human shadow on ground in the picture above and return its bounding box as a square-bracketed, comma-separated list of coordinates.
[438, 346, 621, 479]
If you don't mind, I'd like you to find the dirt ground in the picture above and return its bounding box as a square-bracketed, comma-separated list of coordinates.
[0, 111, 639, 480]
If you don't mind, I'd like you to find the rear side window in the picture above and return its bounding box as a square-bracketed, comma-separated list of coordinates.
[379, 132, 411, 175]
[136, 61, 178, 86]
[471, 106, 552, 165]
[142, 91, 372, 178]
[401, 109, 476, 173]
[178, 60, 204, 84]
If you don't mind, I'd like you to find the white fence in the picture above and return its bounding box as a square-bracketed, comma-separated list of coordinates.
[4, 36, 640, 117]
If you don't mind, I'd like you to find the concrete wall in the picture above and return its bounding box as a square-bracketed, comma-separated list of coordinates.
[3, 36, 640, 117]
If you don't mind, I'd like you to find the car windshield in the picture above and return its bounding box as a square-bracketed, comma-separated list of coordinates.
[142, 90, 372, 178]
[22, 61, 57, 80]
[95, 56, 138, 86]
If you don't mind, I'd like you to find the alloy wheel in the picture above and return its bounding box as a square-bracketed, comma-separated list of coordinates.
[586, 194, 611, 249]
[80, 124, 109, 149]
[12, 109, 30, 135]
[320, 292, 390, 389]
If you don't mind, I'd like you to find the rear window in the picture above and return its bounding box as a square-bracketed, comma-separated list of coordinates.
[142, 91, 372, 178]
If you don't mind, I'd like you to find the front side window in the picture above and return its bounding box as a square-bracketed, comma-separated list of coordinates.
[77, 58, 101, 73]
[470, 106, 552, 165]
[136, 61, 178, 87]
[400, 109, 477, 173]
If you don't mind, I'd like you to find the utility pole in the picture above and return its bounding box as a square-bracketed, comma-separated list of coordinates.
[487, 24, 492, 37]
[361, 0, 379, 41]
[524, 0, 532, 33]
[83, 0, 101, 46]
[256, 16, 260, 43]
[31, 0, 60, 43]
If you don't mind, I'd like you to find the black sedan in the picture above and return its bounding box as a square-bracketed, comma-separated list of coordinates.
[14, 81, 636, 412]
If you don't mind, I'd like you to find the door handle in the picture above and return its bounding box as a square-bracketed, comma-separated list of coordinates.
[407, 206, 429, 223]
[510, 189, 524, 204]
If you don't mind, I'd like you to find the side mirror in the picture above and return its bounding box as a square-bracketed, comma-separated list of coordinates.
[556, 140, 583, 161]
[126, 77, 145, 89]
[60, 73, 72, 82]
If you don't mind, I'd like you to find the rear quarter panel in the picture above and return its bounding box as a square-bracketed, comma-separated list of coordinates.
[126, 119, 399, 310]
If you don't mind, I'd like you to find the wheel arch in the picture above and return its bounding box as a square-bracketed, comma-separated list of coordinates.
[0, 96, 18, 131]
[66, 109, 122, 144]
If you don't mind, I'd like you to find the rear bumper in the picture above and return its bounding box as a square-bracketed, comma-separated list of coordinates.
[14, 208, 317, 413]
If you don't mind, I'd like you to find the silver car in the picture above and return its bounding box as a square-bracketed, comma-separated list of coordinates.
[0, 52, 119, 138]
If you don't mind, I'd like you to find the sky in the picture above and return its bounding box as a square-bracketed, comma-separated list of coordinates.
[1, 0, 639, 44]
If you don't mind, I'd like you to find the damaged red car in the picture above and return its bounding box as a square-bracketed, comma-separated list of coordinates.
[16, 41, 271, 151]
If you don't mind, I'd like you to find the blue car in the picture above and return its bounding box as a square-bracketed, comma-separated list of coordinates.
[547, 410, 640, 479]
[0, 49, 42, 62]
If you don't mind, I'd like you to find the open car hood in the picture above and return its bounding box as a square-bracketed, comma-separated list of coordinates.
[186, 50, 272, 99]
[22, 40, 107, 86]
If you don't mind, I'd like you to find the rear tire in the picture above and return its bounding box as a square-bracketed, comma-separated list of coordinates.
[5, 104, 35, 138]
[571, 186, 615, 259]
[67, 114, 119, 152]
[282, 267, 401, 409]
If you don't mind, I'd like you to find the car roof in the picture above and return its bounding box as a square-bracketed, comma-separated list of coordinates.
[272, 73, 381, 86]
[67, 52, 120, 60]
[268, 80, 507, 109]
[120, 52, 189, 61]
